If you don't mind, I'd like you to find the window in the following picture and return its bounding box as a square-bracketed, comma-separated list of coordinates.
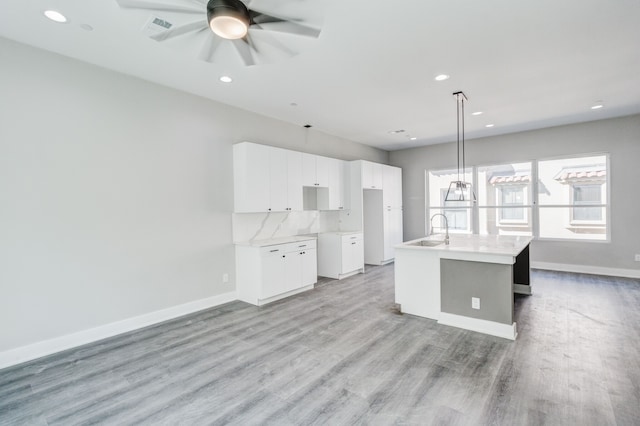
[538, 155, 608, 240]
[425, 154, 609, 241]
[572, 184, 603, 221]
[476, 162, 532, 236]
[427, 168, 472, 234]
[440, 189, 470, 231]
[498, 185, 526, 221]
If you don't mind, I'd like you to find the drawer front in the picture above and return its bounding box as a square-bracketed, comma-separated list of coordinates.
[341, 233, 363, 244]
[260, 239, 316, 256]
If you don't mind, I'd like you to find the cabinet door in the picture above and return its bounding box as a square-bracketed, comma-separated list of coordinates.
[301, 248, 317, 287]
[383, 165, 402, 208]
[286, 150, 303, 211]
[342, 236, 364, 274]
[383, 208, 403, 261]
[234, 143, 270, 212]
[362, 161, 383, 189]
[315, 156, 330, 187]
[269, 147, 288, 212]
[283, 251, 303, 294]
[261, 249, 285, 299]
[301, 153, 317, 186]
[327, 158, 345, 210]
[352, 239, 364, 271]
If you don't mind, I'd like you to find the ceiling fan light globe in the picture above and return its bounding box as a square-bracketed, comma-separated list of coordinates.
[209, 15, 248, 39]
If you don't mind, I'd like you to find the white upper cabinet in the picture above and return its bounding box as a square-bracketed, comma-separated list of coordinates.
[302, 153, 330, 187]
[315, 155, 330, 187]
[269, 147, 288, 212]
[302, 153, 316, 187]
[234, 143, 270, 213]
[327, 158, 346, 210]
[286, 150, 303, 211]
[235, 142, 347, 213]
[383, 165, 403, 208]
[234, 142, 303, 213]
[362, 161, 383, 189]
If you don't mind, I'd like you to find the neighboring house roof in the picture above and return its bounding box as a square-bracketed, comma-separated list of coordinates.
[489, 174, 531, 184]
[554, 165, 606, 182]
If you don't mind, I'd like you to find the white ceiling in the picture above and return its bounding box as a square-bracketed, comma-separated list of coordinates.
[1, 0, 639, 151]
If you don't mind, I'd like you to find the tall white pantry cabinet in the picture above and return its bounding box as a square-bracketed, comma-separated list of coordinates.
[355, 161, 404, 265]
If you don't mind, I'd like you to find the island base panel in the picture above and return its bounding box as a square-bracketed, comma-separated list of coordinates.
[440, 259, 514, 325]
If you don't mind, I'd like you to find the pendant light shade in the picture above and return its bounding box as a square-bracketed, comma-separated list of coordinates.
[207, 0, 250, 40]
[445, 91, 476, 203]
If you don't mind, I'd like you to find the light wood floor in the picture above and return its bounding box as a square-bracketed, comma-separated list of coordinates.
[1, 265, 639, 425]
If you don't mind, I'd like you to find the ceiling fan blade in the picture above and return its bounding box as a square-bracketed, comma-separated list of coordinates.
[251, 13, 320, 38]
[231, 38, 257, 66]
[150, 19, 207, 41]
[198, 33, 224, 62]
[116, 0, 203, 14]
[248, 30, 295, 56]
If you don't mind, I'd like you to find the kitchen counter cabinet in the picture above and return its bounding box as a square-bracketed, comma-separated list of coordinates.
[395, 234, 532, 340]
[236, 238, 317, 306]
[317, 232, 364, 280]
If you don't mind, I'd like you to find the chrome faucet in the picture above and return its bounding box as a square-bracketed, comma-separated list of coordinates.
[429, 213, 450, 245]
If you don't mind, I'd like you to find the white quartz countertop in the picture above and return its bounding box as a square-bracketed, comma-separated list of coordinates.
[235, 235, 317, 247]
[397, 234, 532, 258]
[319, 231, 362, 236]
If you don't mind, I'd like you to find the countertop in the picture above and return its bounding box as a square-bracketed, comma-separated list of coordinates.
[235, 235, 317, 247]
[397, 234, 532, 258]
[319, 231, 362, 236]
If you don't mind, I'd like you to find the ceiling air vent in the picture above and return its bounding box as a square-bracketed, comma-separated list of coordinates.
[141, 15, 173, 39]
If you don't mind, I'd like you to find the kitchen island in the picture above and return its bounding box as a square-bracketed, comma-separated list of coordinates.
[394, 234, 532, 340]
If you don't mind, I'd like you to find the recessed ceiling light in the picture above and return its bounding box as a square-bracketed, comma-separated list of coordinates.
[290, 102, 298, 107]
[471, 111, 483, 116]
[591, 104, 604, 110]
[410, 137, 417, 141]
[485, 124, 495, 128]
[44, 10, 67, 23]
[80, 23, 93, 31]
[388, 129, 405, 134]
[219, 75, 233, 83]
[434, 74, 450, 81]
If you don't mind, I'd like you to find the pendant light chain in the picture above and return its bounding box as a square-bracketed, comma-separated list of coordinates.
[456, 94, 461, 182]
[445, 91, 476, 203]
[461, 95, 465, 177]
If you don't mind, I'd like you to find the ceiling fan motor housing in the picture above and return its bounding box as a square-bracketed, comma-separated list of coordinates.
[207, 0, 251, 27]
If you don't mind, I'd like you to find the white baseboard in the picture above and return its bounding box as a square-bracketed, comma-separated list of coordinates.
[0, 291, 237, 370]
[438, 312, 517, 340]
[531, 261, 640, 279]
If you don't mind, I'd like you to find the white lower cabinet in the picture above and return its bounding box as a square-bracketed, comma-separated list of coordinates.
[237, 239, 317, 305]
[317, 232, 364, 280]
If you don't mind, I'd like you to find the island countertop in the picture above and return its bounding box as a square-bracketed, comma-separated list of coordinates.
[396, 234, 533, 264]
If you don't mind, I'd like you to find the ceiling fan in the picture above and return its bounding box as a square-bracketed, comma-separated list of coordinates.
[115, 0, 323, 66]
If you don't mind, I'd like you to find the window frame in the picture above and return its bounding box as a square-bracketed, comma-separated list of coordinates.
[425, 152, 610, 243]
[495, 184, 529, 225]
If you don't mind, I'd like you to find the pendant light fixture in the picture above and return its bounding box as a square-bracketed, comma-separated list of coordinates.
[445, 91, 476, 203]
[207, 0, 250, 40]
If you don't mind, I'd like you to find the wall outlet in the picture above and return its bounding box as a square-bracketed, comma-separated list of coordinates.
[635, 254, 640, 262]
[472, 297, 480, 310]
[222, 273, 229, 283]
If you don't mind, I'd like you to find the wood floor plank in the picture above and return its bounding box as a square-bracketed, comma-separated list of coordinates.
[1, 266, 639, 425]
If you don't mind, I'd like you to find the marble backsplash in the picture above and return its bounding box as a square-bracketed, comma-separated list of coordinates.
[232, 211, 343, 243]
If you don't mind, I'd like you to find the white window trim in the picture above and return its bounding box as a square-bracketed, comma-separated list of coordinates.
[425, 152, 610, 243]
[568, 182, 606, 226]
[495, 185, 529, 225]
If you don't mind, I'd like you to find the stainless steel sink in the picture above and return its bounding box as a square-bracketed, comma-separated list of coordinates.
[409, 240, 444, 247]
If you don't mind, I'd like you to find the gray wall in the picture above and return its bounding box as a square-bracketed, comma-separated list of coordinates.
[389, 114, 640, 271]
[0, 37, 388, 352]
